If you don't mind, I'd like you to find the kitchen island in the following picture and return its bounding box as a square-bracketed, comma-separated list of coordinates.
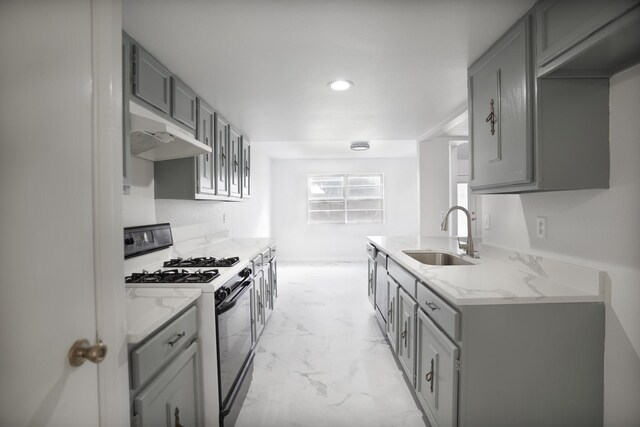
[367, 236, 605, 427]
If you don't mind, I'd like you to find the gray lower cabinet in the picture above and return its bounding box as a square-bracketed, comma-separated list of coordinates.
[270, 258, 278, 299]
[397, 287, 417, 386]
[133, 342, 200, 427]
[416, 309, 459, 427]
[241, 137, 251, 198]
[367, 256, 376, 308]
[215, 114, 230, 196]
[229, 127, 242, 198]
[196, 99, 215, 196]
[131, 43, 171, 115]
[368, 246, 605, 426]
[171, 76, 197, 130]
[386, 278, 399, 353]
[129, 306, 201, 427]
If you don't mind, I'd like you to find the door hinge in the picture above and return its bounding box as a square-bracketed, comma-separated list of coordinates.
[131, 413, 140, 427]
[455, 359, 461, 371]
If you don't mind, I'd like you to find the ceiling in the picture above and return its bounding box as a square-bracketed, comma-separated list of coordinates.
[123, 0, 535, 154]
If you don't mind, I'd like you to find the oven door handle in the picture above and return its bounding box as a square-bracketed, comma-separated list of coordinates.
[217, 281, 252, 314]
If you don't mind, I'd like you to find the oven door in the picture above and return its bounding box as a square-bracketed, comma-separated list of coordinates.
[216, 279, 254, 412]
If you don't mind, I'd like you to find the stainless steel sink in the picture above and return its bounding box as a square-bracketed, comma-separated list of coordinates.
[402, 250, 474, 266]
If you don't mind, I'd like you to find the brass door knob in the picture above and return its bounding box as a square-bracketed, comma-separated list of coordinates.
[68, 339, 107, 367]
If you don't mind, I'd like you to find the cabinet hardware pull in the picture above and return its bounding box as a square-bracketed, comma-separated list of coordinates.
[426, 301, 439, 311]
[174, 407, 184, 427]
[402, 320, 408, 347]
[485, 98, 496, 135]
[167, 332, 186, 347]
[388, 302, 393, 321]
[425, 358, 434, 393]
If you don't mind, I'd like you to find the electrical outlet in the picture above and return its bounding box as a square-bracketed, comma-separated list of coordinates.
[483, 214, 491, 230]
[223, 213, 227, 224]
[536, 217, 547, 238]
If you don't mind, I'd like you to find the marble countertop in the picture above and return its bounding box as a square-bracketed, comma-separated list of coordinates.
[126, 287, 201, 344]
[367, 236, 604, 306]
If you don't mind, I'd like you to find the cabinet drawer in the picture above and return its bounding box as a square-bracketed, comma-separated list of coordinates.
[387, 258, 416, 298]
[366, 243, 376, 260]
[417, 282, 459, 341]
[252, 254, 263, 272]
[131, 306, 197, 390]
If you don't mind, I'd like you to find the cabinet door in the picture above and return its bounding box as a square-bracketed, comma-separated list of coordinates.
[469, 18, 532, 190]
[270, 259, 278, 299]
[386, 278, 399, 354]
[241, 137, 251, 198]
[367, 258, 376, 308]
[133, 342, 201, 427]
[214, 114, 230, 195]
[171, 77, 197, 130]
[263, 267, 273, 322]
[196, 99, 215, 195]
[397, 287, 417, 385]
[132, 44, 171, 114]
[122, 33, 132, 194]
[254, 270, 266, 339]
[229, 127, 242, 197]
[416, 309, 459, 427]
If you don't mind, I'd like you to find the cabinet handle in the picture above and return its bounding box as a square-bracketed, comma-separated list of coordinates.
[402, 320, 408, 347]
[485, 98, 496, 136]
[167, 332, 186, 347]
[425, 358, 434, 393]
[174, 407, 184, 427]
[388, 302, 393, 321]
[426, 301, 439, 311]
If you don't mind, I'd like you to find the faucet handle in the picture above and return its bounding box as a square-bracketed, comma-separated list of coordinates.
[457, 237, 468, 251]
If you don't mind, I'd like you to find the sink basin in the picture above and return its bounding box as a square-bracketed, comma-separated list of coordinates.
[402, 250, 474, 266]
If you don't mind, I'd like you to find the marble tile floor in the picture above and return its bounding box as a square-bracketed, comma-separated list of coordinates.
[236, 262, 426, 427]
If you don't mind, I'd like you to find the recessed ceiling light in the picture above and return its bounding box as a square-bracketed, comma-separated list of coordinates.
[328, 80, 353, 91]
[350, 141, 370, 151]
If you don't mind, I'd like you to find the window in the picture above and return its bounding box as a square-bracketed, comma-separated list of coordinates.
[307, 174, 384, 224]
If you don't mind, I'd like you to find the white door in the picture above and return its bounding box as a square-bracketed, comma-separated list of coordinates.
[0, 1, 127, 425]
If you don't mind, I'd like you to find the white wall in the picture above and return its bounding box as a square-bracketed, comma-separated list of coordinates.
[481, 65, 640, 426]
[419, 137, 451, 236]
[122, 142, 271, 238]
[271, 157, 419, 261]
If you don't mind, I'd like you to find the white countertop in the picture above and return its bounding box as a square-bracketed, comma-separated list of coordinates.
[126, 287, 201, 344]
[367, 236, 604, 306]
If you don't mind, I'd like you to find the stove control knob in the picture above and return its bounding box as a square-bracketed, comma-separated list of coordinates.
[68, 339, 107, 367]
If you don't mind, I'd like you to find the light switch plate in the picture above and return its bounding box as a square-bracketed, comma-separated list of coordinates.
[483, 214, 491, 230]
[536, 217, 547, 238]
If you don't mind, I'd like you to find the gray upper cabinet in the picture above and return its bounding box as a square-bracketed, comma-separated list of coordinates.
[536, 0, 640, 75]
[132, 43, 171, 114]
[469, 12, 611, 194]
[469, 17, 533, 191]
[229, 127, 242, 198]
[241, 137, 251, 198]
[171, 77, 197, 130]
[215, 113, 230, 196]
[196, 99, 215, 196]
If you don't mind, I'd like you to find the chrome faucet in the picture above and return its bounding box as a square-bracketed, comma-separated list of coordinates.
[440, 206, 476, 258]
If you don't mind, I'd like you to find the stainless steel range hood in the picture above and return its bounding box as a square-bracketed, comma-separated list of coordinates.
[129, 101, 211, 161]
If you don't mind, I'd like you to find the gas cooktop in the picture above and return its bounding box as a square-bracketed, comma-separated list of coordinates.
[163, 256, 240, 268]
[125, 269, 220, 284]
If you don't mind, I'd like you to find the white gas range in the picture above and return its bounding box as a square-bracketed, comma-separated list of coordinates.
[124, 223, 276, 427]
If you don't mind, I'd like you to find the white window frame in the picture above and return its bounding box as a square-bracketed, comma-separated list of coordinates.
[307, 173, 385, 224]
